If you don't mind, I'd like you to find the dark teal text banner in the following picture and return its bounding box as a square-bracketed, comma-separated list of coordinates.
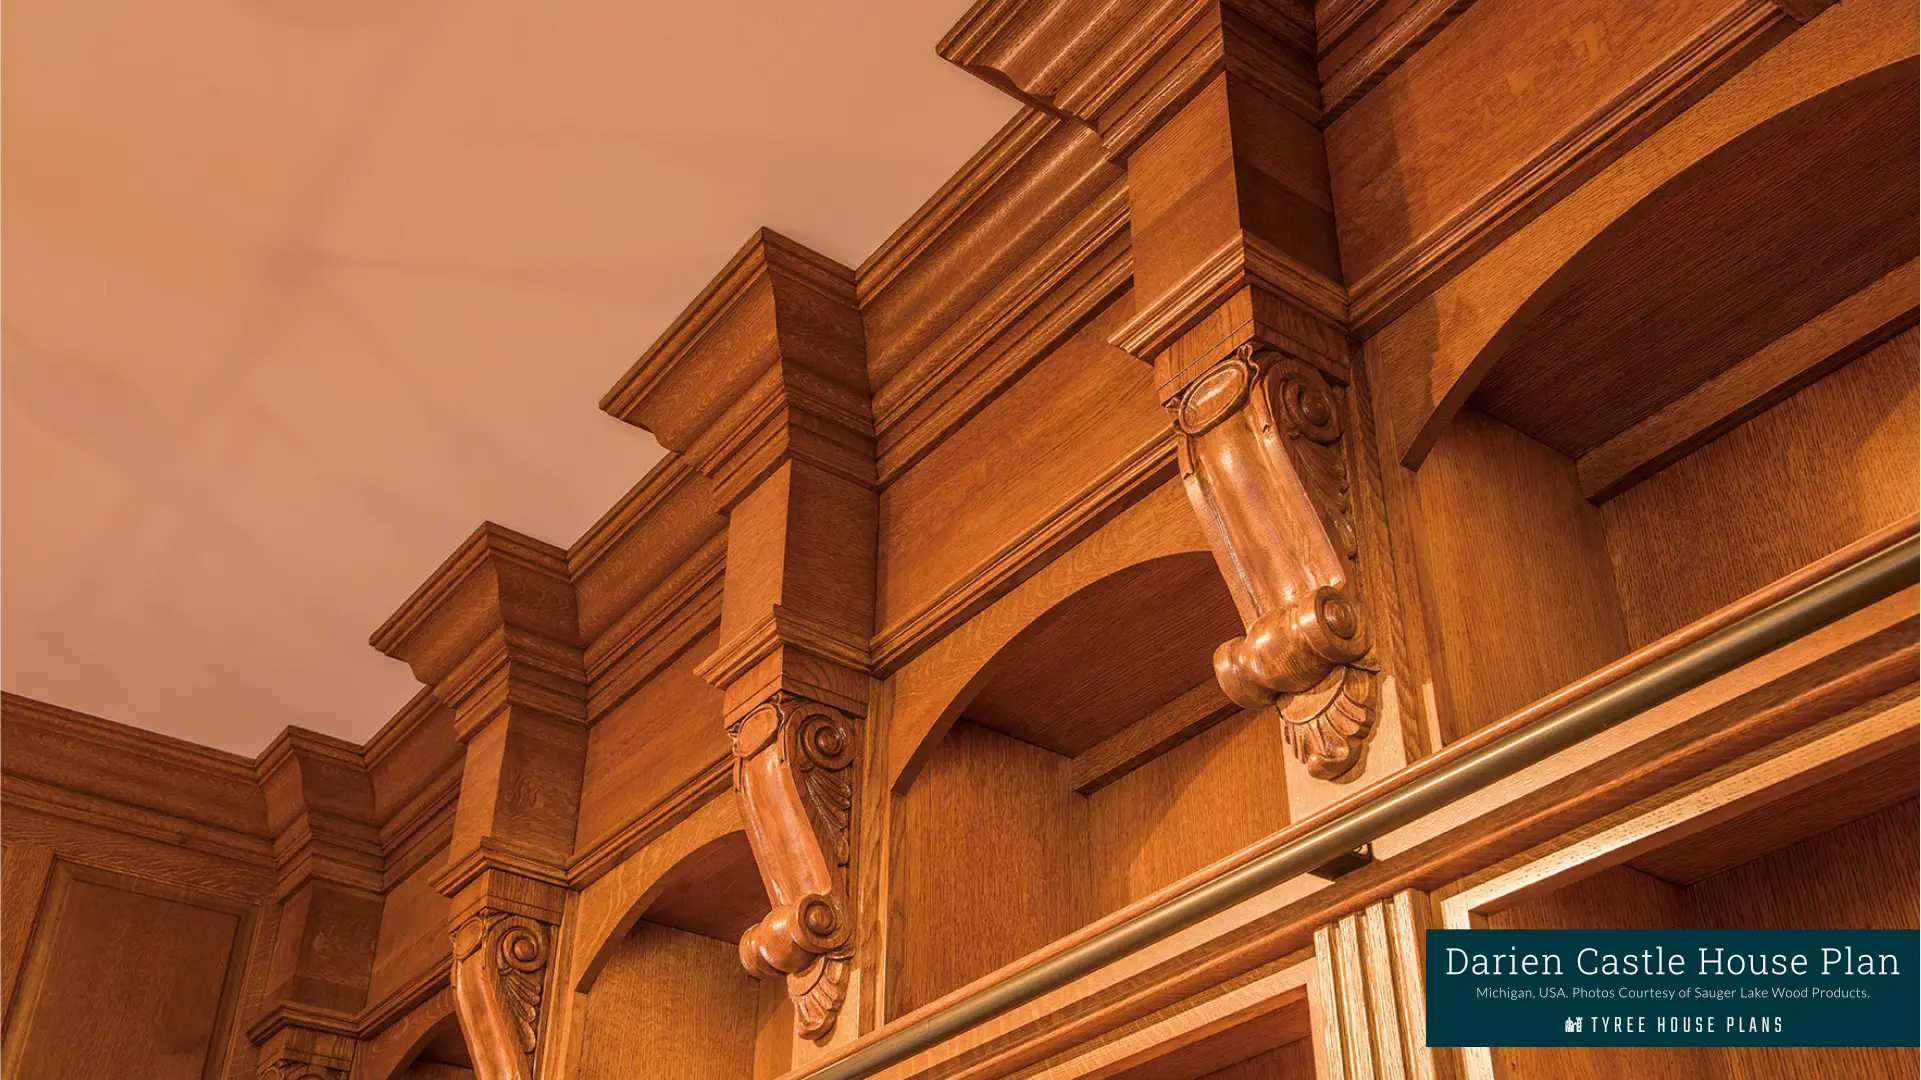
[1425, 929, 1920, 1047]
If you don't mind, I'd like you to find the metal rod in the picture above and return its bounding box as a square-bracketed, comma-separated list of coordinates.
[812, 535, 1918, 1080]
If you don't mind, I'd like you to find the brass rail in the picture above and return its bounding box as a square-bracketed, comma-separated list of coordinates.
[811, 533, 1920, 1080]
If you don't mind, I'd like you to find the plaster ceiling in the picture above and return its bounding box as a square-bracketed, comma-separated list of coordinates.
[1, 0, 1014, 754]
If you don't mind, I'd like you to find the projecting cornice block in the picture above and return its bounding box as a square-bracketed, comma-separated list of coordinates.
[940, 0, 1319, 159]
[600, 228, 872, 509]
[371, 522, 586, 740]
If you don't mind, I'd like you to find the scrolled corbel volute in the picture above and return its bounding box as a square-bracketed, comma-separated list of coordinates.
[1172, 343, 1379, 779]
[730, 692, 858, 1039]
[450, 908, 552, 1080]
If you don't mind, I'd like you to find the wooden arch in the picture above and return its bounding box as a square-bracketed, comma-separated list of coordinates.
[567, 792, 749, 994]
[359, 990, 464, 1080]
[1379, 0, 1920, 467]
[886, 479, 1218, 791]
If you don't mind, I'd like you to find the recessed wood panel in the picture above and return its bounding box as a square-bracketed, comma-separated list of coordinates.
[1411, 408, 1630, 742]
[575, 921, 759, 1080]
[962, 553, 1242, 756]
[888, 721, 1094, 1017]
[1601, 331, 1920, 645]
[1085, 708, 1292, 915]
[368, 851, 451, 1009]
[636, 831, 770, 946]
[5, 863, 252, 1080]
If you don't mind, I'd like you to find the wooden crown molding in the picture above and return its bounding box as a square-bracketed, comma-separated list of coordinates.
[864, 118, 1133, 485]
[858, 111, 1063, 306]
[359, 688, 444, 773]
[1769, 0, 1837, 21]
[562, 451, 729, 718]
[582, 534, 725, 721]
[1315, 0, 1395, 54]
[695, 605, 874, 698]
[356, 963, 452, 1045]
[0, 691, 271, 845]
[1317, 0, 1477, 121]
[870, 430, 1179, 675]
[566, 454, 709, 580]
[1345, 0, 1790, 335]
[370, 522, 578, 675]
[565, 753, 733, 888]
[599, 229, 872, 508]
[379, 765, 460, 889]
[941, 0, 1320, 158]
[248, 1003, 360, 1080]
[0, 774, 275, 879]
[370, 522, 586, 737]
[0, 691, 259, 788]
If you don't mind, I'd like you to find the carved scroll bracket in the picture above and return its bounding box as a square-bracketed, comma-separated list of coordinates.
[730, 692, 858, 1039]
[450, 907, 553, 1080]
[1171, 343, 1379, 778]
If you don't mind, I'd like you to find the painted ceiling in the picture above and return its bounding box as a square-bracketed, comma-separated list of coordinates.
[1, 0, 1013, 753]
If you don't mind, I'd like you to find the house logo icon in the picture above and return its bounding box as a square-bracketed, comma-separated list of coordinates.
[1564, 1017, 1583, 1034]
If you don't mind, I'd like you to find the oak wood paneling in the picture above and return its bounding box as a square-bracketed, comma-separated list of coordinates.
[887, 721, 1093, 1018]
[1411, 408, 1630, 743]
[366, 852, 450, 1011]
[0, 841, 54, 1026]
[5, 863, 254, 1080]
[876, 303, 1163, 639]
[1603, 331, 1921, 645]
[573, 631, 726, 859]
[1474, 75, 1920, 458]
[962, 553, 1241, 756]
[1204, 1038, 1316, 1079]
[1085, 708, 1293, 916]
[1576, 260, 1919, 503]
[574, 920, 759, 1080]
[1328, 0, 1736, 283]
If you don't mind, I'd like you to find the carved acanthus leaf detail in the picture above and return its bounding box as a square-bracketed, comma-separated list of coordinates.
[1172, 344, 1378, 779]
[730, 693, 859, 1039]
[450, 909, 551, 1080]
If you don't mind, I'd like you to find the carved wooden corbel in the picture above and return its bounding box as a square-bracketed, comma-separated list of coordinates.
[1171, 343, 1379, 778]
[450, 908, 552, 1080]
[730, 692, 858, 1039]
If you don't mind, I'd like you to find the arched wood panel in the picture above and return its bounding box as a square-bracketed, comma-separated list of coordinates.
[568, 793, 750, 994]
[1376, 0, 1919, 466]
[887, 479, 1213, 791]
